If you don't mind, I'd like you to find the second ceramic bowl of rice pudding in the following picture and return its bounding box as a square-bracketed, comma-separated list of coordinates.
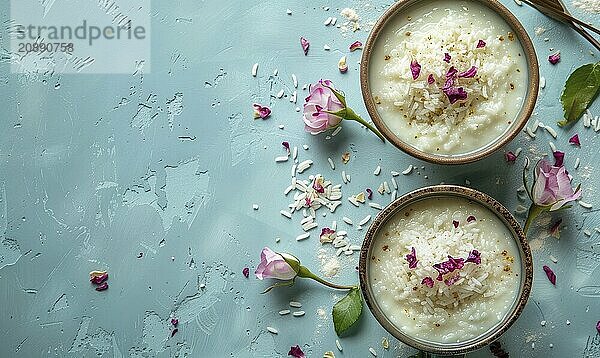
[361, 0, 538, 164]
[359, 185, 533, 355]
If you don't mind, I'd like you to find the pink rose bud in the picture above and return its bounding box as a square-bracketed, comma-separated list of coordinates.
[255, 247, 299, 281]
[532, 158, 581, 211]
[302, 80, 344, 134]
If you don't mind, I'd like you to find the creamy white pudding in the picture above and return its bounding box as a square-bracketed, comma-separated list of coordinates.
[369, 196, 521, 343]
[369, 0, 528, 155]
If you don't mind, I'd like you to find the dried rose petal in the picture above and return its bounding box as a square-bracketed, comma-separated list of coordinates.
[452, 220, 459, 228]
[90, 273, 109, 284]
[171, 318, 179, 326]
[465, 250, 481, 265]
[467, 215, 476, 223]
[458, 66, 478, 78]
[312, 177, 325, 193]
[282, 141, 290, 153]
[548, 52, 560, 65]
[300, 37, 310, 55]
[476, 40, 486, 48]
[171, 328, 178, 337]
[427, 74, 435, 84]
[252, 103, 271, 119]
[433, 256, 464, 281]
[569, 134, 580, 146]
[288, 345, 305, 358]
[95, 282, 108, 291]
[349, 41, 363, 52]
[365, 188, 373, 200]
[421, 277, 434, 288]
[242, 267, 249, 278]
[320, 227, 336, 244]
[543, 265, 556, 285]
[505, 151, 517, 163]
[553, 151, 565, 167]
[596, 320, 600, 334]
[443, 53, 451, 63]
[446, 66, 458, 79]
[405, 247, 418, 269]
[444, 274, 461, 286]
[305, 196, 312, 207]
[550, 219, 562, 238]
[410, 59, 421, 80]
[444, 86, 468, 104]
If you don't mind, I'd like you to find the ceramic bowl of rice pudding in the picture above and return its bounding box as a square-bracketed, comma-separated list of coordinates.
[361, 0, 538, 164]
[359, 185, 533, 355]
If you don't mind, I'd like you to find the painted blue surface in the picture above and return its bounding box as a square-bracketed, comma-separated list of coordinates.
[0, 0, 599, 357]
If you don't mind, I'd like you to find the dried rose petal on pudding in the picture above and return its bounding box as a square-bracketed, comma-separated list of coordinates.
[452, 220, 459, 228]
[465, 250, 481, 265]
[458, 66, 478, 78]
[444, 274, 461, 286]
[467, 215, 476, 223]
[405, 247, 418, 269]
[410, 59, 421, 80]
[421, 276, 434, 288]
[427, 74, 435, 84]
[443, 53, 451, 62]
[476, 39, 486, 48]
[543, 265, 556, 285]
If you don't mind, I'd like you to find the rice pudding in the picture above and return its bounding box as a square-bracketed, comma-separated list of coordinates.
[369, 0, 528, 155]
[369, 196, 521, 343]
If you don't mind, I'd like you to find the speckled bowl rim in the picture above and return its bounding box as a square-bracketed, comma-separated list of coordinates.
[360, 0, 539, 165]
[359, 185, 533, 355]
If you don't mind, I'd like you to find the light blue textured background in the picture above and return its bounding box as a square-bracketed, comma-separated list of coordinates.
[0, 0, 599, 357]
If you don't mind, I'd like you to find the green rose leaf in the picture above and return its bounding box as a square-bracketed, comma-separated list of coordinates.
[332, 287, 363, 336]
[558, 61, 600, 127]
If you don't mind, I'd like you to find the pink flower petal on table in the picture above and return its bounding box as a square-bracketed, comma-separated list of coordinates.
[569, 134, 580, 146]
[90, 273, 108, 284]
[505, 151, 517, 163]
[282, 141, 290, 153]
[476, 39, 486, 48]
[543, 265, 556, 285]
[171, 318, 179, 327]
[405, 247, 418, 269]
[242, 267, 249, 278]
[288, 345, 305, 358]
[410, 59, 421, 80]
[597, 321, 600, 334]
[95, 282, 108, 291]
[300, 37, 310, 55]
[253, 103, 271, 119]
[421, 276, 434, 288]
[458, 66, 478, 78]
[548, 52, 560, 65]
[320, 227, 337, 243]
[427, 74, 435, 84]
[443, 53, 451, 63]
[349, 41, 363, 51]
[365, 188, 373, 200]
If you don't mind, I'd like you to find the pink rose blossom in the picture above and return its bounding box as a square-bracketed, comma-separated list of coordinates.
[255, 247, 298, 281]
[302, 80, 344, 134]
[532, 157, 581, 211]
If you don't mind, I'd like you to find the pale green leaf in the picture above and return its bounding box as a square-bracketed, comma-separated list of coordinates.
[558, 62, 600, 126]
[332, 287, 362, 336]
